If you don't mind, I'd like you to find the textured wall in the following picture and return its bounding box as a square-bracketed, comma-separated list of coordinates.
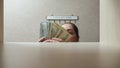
[4, 0, 99, 42]
[0, 0, 3, 43]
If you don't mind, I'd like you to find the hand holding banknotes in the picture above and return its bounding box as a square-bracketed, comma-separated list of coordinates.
[38, 37, 47, 42]
[39, 22, 79, 42]
[40, 38, 64, 42]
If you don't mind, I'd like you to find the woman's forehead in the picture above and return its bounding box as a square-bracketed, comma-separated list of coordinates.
[61, 24, 73, 29]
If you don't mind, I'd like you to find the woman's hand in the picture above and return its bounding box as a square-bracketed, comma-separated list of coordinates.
[38, 37, 47, 42]
[38, 37, 64, 42]
[51, 38, 64, 42]
[43, 38, 64, 42]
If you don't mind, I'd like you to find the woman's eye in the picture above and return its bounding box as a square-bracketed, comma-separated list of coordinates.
[66, 30, 74, 35]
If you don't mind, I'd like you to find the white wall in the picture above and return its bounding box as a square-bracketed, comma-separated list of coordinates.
[4, 0, 99, 42]
[100, 0, 120, 45]
[0, 0, 3, 43]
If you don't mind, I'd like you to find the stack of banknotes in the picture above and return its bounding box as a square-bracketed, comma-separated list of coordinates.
[40, 22, 71, 41]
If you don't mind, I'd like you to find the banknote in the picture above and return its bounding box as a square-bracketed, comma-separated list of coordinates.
[40, 22, 71, 41]
[54, 23, 71, 41]
[48, 22, 71, 41]
[48, 22, 59, 38]
[40, 21, 49, 38]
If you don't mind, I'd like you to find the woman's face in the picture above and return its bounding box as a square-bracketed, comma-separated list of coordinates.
[62, 24, 79, 42]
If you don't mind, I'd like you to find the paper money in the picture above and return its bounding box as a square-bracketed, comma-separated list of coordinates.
[54, 23, 71, 41]
[40, 21, 49, 38]
[40, 22, 71, 41]
[48, 22, 61, 39]
[48, 23, 59, 38]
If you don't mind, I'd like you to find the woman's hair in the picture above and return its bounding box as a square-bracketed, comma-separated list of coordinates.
[62, 22, 79, 39]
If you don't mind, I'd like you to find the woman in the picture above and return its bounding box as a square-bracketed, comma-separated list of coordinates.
[38, 22, 79, 42]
